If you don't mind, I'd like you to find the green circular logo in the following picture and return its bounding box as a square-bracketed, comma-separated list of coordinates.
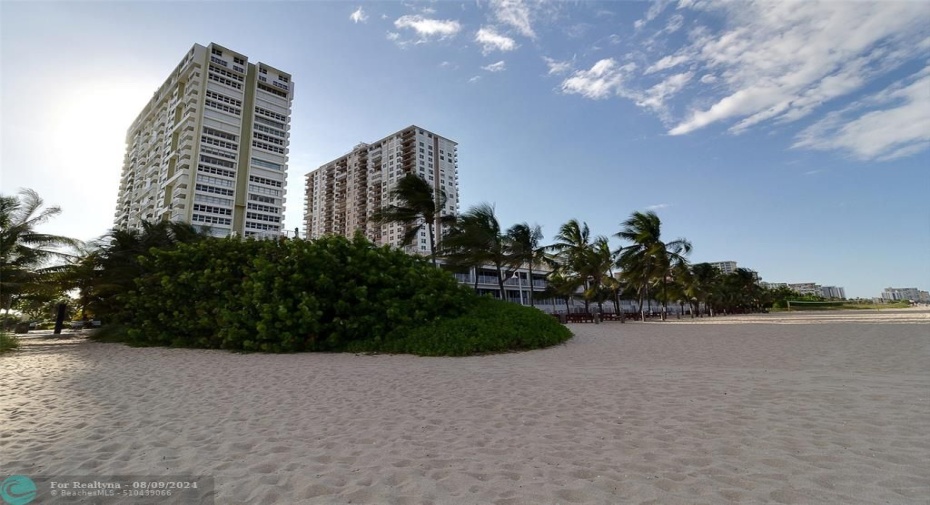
[0, 476, 36, 505]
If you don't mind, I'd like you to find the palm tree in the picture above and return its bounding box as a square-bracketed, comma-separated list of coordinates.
[690, 262, 722, 316]
[541, 269, 581, 314]
[441, 203, 511, 299]
[506, 222, 544, 307]
[616, 211, 691, 321]
[0, 189, 79, 314]
[581, 236, 616, 315]
[547, 219, 593, 312]
[92, 220, 210, 320]
[372, 173, 452, 266]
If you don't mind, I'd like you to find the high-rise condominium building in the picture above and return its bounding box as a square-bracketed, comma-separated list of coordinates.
[114, 43, 293, 237]
[708, 261, 738, 274]
[304, 126, 459, 254]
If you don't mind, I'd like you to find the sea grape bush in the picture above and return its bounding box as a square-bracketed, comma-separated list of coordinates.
[122, 235, 474, 352]
[347, 297, 573, 356]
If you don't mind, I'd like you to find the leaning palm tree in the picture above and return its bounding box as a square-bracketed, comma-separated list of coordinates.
[442, 203, 511, 299]
[372, 173, 452, 266]
[0, 189, 79, 314]
[547, 219, 593, 312]
[580, 236, 616, 315]
[506, 222, 544, 307]
[616, 211, 691, 321]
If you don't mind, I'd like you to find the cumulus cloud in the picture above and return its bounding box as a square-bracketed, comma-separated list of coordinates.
[475, 27, 517, 54]
[482, 61, 507, 73]
[350, 6, 368, 24]
[793, 66, 930, 161]
[468, 75, 482, 84]
[489, 0, 535, 39]
[394, 15, 462, 40]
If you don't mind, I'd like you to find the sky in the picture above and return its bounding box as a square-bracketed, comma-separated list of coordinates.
[1, 0, 928, 299]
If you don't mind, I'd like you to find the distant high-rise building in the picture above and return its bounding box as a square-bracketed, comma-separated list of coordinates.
[820, 286, 846, 299]
[708, 261, 738, 274]
[114, 43, 293, 237]
[304, 126, 459, 255]
[882, 287, 921, 301]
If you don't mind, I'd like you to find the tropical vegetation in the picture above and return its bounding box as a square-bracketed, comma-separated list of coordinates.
[5, 185, 882, 359]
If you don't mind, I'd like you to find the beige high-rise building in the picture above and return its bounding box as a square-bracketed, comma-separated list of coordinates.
[114, 42, 293, 237]
[304, 126, 459, 255]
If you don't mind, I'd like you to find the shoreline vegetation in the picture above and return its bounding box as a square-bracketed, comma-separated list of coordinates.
[88, 235, 570, 356]
[2, 187, 922, 356]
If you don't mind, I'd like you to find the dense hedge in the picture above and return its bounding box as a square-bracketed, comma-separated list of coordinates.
[121, 235, 474, 352]
[348, 296, 573, 356]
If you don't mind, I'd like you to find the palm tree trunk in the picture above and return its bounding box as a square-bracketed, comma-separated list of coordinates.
[528, 263, 535, 307]
[427, 223, 437, 267]
[496, 265, 506, 301]
[662, 277, 668, 321]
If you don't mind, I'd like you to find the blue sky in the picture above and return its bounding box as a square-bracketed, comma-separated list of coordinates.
[1, 0, 928, 298]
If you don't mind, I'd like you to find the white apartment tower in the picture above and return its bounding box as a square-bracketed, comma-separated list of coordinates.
[114, 43, 293, 237]
[708, 261, 738, 274]
[304, 126, 459, 254]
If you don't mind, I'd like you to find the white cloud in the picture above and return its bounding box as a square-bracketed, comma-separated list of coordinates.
[637, 72, 694, 116]
[645, 54, 690, 75]
[793, 66, 930, 161]
[560, 59, 637, 100]
[489, 0, 535, 39]
[634, 0, 674, 30]
[646, 203, 671, 210]
[482, 61, 507, 73]
[468, 75, 482, 84]
[350, 6, 368, 24]
[663, 14, 684, 34]
[699, 74, 716, 84]
[543, 57, 573, 75]
[394, 15, 462, 40]
[475, 27, 517, 54]
[665, 1, 930, 137]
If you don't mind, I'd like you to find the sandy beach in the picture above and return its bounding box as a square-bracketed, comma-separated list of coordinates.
[2, 309, 928, 504]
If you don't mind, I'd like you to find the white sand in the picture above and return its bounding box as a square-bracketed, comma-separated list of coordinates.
[2, 309, 928, 504]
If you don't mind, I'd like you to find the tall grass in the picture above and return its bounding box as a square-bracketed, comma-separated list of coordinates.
[0, 331, 20, 354]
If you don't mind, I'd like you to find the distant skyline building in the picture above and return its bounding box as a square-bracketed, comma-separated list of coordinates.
[882, 287, 922, 301]
[114, 42, 293, 237]
[820, 286, 846, 299]
[304, 125, 459, 255]
[708, 261, 738, 274]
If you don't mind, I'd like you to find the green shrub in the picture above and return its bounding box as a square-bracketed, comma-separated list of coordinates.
[0, 331, 20, 354]
[348, 297, 573, 356]
[118, 235, 474, 352]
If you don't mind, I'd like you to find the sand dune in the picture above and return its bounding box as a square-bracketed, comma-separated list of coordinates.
[2, 309, 928, 504]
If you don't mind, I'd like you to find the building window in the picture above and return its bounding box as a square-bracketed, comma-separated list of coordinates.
[211, 48, 223, 56]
